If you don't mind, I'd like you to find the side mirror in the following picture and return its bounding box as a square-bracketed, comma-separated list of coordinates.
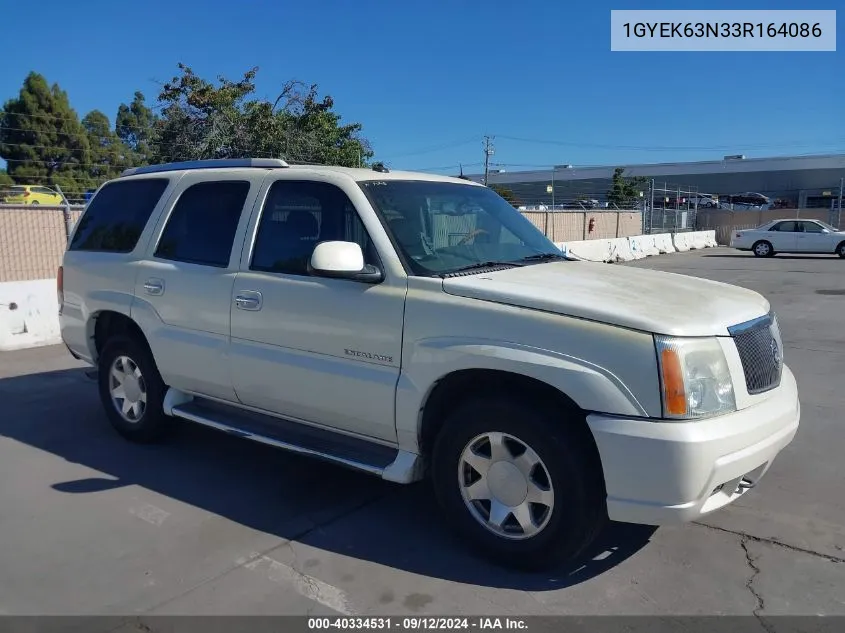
[309, 241, 383, 283]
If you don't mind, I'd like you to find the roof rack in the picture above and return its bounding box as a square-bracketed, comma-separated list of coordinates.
[121, 158, 289, 177]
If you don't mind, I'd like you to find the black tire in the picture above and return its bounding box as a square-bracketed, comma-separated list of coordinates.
[431, 395, 607, 571]
[97, 334, 172, 443]
[752, 240, 774, 257]
[837, 241, 845, 259]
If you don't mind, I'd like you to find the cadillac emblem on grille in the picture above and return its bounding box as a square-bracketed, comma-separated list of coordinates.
[771, 339, 781, 366]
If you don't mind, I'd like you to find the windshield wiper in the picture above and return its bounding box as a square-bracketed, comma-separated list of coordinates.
[518, 252, 568, 263]
[440, 260, 525, 276]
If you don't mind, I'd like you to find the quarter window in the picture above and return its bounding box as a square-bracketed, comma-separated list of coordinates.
[69, 178, 169, 252]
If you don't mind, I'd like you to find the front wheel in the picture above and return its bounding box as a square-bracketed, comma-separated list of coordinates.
[431, 396, 607, 570]
[837, 241, 845, 259]
[752, 240, 773, 257]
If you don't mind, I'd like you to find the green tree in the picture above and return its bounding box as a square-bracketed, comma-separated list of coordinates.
[0, 168, 13, 186]
[607, 167, 647, 207]
[489, 183, 519, 206]
[115, 91, 157, 166]
[83, 110, 132, 182]
[0, 72, 94, 199]
[151, 64, 373, 167]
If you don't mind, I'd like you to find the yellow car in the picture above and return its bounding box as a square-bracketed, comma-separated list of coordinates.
[2, 185, 66, 205]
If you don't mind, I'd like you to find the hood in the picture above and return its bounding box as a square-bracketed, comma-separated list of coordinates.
[442, 261, 770, 337]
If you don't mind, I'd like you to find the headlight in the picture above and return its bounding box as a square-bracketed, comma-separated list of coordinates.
[654, 335, 736, 420]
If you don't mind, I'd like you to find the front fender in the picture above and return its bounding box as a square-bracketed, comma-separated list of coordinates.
[395, 336, 651, 453]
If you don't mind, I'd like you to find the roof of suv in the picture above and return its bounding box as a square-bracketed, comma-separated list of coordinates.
[119, 158, 481, 186]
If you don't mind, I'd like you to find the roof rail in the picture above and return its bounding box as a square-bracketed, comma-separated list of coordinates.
[121, 158, 289, 177]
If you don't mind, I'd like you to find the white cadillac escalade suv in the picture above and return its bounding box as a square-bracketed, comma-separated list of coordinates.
[59, 158, 799, 570]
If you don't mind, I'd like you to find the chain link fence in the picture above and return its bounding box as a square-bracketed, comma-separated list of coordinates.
[643, 181, 710, 235]
[0, 205, 83, 282]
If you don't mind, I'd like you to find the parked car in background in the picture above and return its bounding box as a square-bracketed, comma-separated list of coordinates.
[722, 192, 771, 210]
[690, 194, 719, 208]
[2, 185, 66, 205]
[731, 219, 845, 258]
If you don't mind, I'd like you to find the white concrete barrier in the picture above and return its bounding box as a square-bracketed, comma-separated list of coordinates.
[608, 237, 635, 262]
[0, 279, 62, 352]
[652, 233, 676, 254]
[629, 234, 659, 258]
[557, 239, 612, 262]
[690, 232, 708, 250]
[673, 232, 692, 252]
[558, 231, 718, 263]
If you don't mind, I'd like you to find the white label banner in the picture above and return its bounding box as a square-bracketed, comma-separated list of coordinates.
[611, 10, 836, 51]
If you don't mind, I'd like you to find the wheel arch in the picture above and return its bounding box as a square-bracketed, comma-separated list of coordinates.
[417, 368, 606, 490]
[90, 310, 152, 363]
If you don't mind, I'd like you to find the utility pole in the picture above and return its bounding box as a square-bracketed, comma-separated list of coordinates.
[482, 135, 495, 185]
[837, 177, 843, 229]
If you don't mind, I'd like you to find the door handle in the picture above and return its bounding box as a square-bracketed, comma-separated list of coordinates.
[234, 292, 262, 311]
[143, 279, 164, 295]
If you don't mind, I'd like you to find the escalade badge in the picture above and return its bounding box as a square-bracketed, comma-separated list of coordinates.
[345, 349, 393, 363]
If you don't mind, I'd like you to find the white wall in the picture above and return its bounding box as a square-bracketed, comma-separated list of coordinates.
[0, 279, 62, 352]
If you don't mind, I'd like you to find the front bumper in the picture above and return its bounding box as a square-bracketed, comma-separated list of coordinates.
[587, 365, 800, 525]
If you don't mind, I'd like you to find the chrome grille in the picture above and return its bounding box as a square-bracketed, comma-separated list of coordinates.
[728, 314, 783, 395]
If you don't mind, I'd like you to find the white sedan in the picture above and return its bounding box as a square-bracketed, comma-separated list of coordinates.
[731, 219, 845, 258]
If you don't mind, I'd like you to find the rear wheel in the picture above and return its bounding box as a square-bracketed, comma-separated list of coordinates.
[752, 240, 773, 257]
[431, 395, 606, 570]
[97, 335, 173, 443]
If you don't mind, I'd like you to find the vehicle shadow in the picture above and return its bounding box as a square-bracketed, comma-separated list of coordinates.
[0, 366, 656, 592]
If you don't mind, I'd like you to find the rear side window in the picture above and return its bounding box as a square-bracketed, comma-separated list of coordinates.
[69, 178, 169, 252]
[154, 181, 250, 268]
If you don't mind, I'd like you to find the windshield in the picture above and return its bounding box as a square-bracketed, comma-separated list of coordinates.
[359, 180, 562, 275]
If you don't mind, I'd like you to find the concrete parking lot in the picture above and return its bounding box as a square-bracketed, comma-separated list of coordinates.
[0, 247, 842, 619]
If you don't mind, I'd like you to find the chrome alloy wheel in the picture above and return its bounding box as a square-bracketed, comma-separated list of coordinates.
[109, 355, 147, 423]
[754, 242, 771, 256]
[458, 431, 554, 540]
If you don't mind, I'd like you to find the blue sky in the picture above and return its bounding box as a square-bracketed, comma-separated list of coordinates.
[3, 0, 843, 175]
